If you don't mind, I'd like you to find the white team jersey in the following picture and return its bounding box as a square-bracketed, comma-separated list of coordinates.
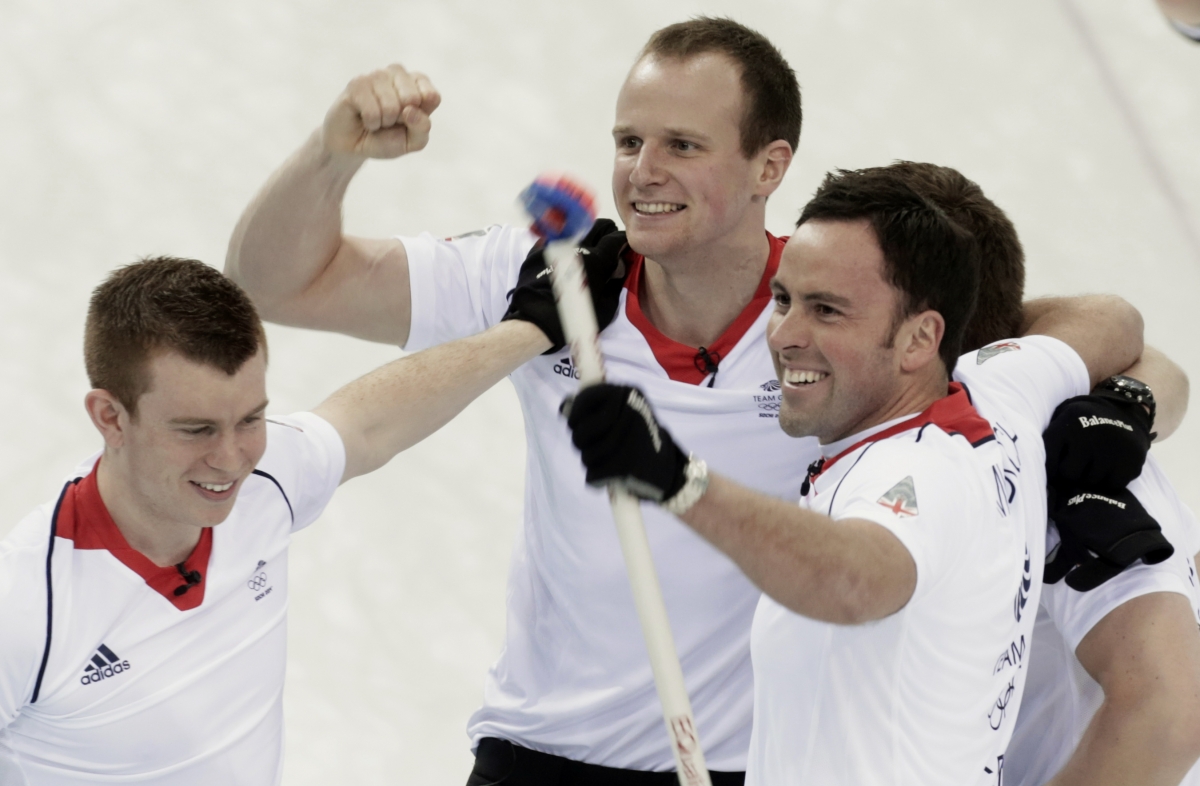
[1006, 453, 1200, 786]
[402, 224, 819, 770]
[747, 336, 1090, 786]
[0, 413, 345, 786]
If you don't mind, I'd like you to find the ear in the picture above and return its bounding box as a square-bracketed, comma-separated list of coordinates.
[898, 311, 946, 374]
[754, 140, 793, 198]
[85, 390, 130, 449]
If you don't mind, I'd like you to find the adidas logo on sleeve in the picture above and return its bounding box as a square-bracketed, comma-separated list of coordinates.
[80, 644, 131, 686]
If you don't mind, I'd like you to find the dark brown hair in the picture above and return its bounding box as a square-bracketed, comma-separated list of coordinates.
[797, 168, 980, 375]
[886, 162, 1025, 352]
[84, 257, 267, 414]
[642, 17, 802, 158]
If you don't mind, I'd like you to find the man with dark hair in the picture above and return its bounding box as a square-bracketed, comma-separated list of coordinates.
[0, 256, 559, 784]
[886, 160, 1025, 352]
[227, 17, 809, 783]
[563, 166, 1146, 784]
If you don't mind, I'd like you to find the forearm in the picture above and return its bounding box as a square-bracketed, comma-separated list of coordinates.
[679, 474, 916, 624]
[1022, 296, 1144, 387]
[1047, 694, 1200, 786]
[226, 130, 364, 313]
[317, 320, 550, 481]
[1120, 345, 1189, 441]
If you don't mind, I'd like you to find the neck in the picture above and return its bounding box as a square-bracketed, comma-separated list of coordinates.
[96, 454, 201, 567]
[827, 372, 950, 445]
[640, 229, 771, 348]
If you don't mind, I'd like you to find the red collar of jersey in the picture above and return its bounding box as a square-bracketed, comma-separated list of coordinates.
[54, 463, 213, 611]
[809, 382, 995, 486]
[622, 233, 787, 384]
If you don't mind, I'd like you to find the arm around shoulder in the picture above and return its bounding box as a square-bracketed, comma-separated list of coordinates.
[1022, 295, 1143, 388]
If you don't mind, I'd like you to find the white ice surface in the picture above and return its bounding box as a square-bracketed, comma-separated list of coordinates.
[1, 1, 1198, 783]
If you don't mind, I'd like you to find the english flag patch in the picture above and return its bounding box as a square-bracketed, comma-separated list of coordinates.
[976, 342, 1022, 365]
[877, 476, 919, 518]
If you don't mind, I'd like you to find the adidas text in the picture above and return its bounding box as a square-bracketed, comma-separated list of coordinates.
[1078, 415, 1133, 431]
[81, 646, 133, 686]
[553, 357, 581, 380]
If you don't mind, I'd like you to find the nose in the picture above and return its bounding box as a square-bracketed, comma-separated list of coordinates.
[767, 305, 812, 357]
[629, 143, 668, 190]
[206, 431, 244, 475]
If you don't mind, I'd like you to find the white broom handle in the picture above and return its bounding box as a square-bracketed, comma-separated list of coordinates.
[545, 240, 712, 786]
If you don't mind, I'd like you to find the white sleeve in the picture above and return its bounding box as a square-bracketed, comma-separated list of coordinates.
[955, 335, 1091, 431]
[257, 413, 347, 532]
[0, 519, 51, 729]
[822, 442, 973, 604]
[401, 224, 539, 351]
[1042, 560, 1194, 652]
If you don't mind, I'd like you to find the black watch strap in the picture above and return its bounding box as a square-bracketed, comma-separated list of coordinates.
[1097, 374, 1156, 424]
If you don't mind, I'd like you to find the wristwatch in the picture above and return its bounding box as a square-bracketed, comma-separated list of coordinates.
[1097, 375, 1156, 424]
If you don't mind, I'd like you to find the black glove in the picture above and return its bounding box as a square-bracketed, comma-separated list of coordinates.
[1044, 487, 1174, 591]
[1043, 391, 1154, 491]
[502, 218, 628, 354]
[563, 384, 688, 502]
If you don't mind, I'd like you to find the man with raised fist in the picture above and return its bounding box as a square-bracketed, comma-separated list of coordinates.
[229, 18, 810, 784]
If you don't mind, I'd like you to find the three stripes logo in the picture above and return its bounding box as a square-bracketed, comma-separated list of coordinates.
[80, 644, 131, 686]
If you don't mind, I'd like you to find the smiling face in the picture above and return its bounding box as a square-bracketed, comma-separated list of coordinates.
[113, 349, 269, 533]
[768, 219, 913, 443]
[611, 53, 780, 263]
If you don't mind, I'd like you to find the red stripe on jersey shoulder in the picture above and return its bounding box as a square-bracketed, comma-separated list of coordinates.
[55, 464, 212, 611]
[817, 383, 995, 479]
[622, 233, 787, 384]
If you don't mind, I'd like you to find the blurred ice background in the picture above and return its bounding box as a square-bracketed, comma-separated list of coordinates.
[1, 0, 1197, 782]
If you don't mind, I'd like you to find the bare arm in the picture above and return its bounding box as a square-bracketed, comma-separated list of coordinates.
[1021, 295, 1144, 388]
[1046, 591, 1200, 786]
[1158, 0, 1200, 25]
[1121, 345, 1190, 441]
[314, 320, 549, 482]
[678, 474, 917, 624]
[226, 65, 440, 345]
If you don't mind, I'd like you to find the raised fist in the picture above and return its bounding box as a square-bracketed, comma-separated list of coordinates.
[322, 64, 442, 159]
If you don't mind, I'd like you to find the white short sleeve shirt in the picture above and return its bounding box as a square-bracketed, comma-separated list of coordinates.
[402, 224, 821, 770]
[1005, 453, 1200, 786]
[0, 413, 345, 786]
[747, 336, 1091, 786]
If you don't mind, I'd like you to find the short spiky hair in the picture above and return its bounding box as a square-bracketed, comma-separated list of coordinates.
[642, 17, 802, 158]
[84, 257, 267, 414]
[885, 161, 1025, 352]
[797, 168, 981, 375]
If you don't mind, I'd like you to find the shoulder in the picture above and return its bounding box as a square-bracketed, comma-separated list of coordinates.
[0, 506, 59, 682]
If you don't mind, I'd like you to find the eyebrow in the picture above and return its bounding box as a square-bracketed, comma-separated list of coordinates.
[611, 125, 712, 142]
[803, 291, 853, 307]
[169, 400, 269, 427]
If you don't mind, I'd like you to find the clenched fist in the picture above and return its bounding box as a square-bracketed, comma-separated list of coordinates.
[322, 64, 442, 159]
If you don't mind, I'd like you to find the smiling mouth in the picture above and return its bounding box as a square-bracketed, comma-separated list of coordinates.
[783, 370, 829, 386]
[192, 480, 235, 493]
[632, 202, 685, 215]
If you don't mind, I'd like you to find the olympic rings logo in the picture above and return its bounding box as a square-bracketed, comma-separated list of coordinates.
[247, 573, 269, 591]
